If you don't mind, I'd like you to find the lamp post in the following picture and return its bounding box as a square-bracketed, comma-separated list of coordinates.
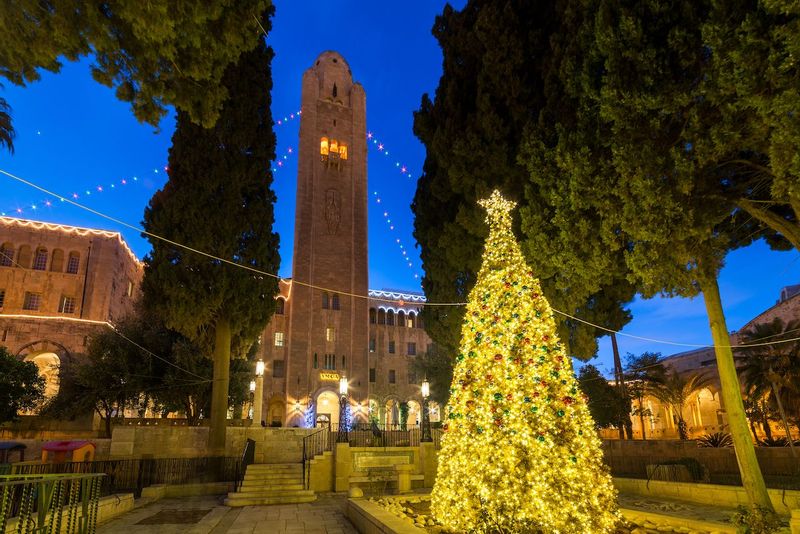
[248, 380, 256, 421]
[253, 359, 265, 426]
[337, 376, 349, 443]
[421, 379, 432, 442]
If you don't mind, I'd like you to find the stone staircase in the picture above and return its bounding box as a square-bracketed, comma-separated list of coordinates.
[224, 463, 316, 506]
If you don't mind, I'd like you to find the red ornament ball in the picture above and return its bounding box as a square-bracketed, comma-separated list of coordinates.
[494, 354, 503, 361]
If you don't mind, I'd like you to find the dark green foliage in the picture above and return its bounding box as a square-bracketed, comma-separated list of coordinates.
[409, 344, 454, 406]
[0, 90, 13, 153]
[413, 0, 635, 373]
[697, 432, 733, 448]
[736, 318, 800, 434]
[142, 28, 280, 353]
[0, 1, 271, 127]
[732, 504, 784, 534]
[0, 347, 44, 424]
[577, 364, 631, 429]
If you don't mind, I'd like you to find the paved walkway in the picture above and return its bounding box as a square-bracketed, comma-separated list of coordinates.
[98, 494, 358, 534]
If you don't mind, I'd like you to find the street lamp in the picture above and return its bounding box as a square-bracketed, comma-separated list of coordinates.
[249, 380, 256, 421]
[337, 376, 349, 443]
[253, 359, 265, 426]
[421, 379, 432, 442]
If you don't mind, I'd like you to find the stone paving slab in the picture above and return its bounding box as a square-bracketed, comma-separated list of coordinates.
[97, 494, 357, 534]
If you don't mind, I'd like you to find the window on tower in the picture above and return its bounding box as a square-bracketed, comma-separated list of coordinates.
[339, 144, 347, 160]
[320, 137, 329, 160]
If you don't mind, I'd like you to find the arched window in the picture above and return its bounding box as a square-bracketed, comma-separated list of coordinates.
[331, 294, 340, 310]
[339, 144, 348, 160]
[33, 248, 48, 271]
[369, 308, 376, 324]
[386, 310, 395, 326]
[17, 245, 32, 269]
[0, 243, 13, 267]
[329, 139, 339, 155]
[320, 137, 329, 157]
[397, 310, 406, 328]
[275, 298, 285, 315]
[322, 292, 329, 309]
[378, 309, 386, 325]
[50, 249, 64, 272]
[407, 311, 416, 329]
[66, 252, 80, 274]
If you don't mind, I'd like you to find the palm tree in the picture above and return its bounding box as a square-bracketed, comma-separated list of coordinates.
[648, 370, 713, 440]
[0, 88, 15, 154]
[737, 318, 800, 439]
[624, 352, 666, 440]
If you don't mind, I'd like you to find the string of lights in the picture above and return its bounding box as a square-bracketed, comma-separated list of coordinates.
[2, 167, 796, 352]
[1, 166, 164, 218]
[371, 190, 420, 280]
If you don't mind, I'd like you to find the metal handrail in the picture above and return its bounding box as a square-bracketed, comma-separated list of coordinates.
[302, 428, 333, 489]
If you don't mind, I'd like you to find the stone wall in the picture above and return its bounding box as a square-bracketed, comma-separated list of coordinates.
[108, 426, 316, 460]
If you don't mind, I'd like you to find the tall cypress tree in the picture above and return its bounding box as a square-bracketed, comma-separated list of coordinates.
[141, 14, 280, 453]
[413, 0, 635, 401]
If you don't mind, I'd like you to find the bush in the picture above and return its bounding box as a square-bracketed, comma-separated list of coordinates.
[732, 504, 784, 534]
[697, 432, 733, 448]
[759, 437, 789, 447]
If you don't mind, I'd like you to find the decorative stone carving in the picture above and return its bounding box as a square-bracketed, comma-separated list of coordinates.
[325, 188, 341, 235]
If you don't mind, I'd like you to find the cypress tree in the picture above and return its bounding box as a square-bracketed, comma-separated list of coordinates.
[141, 16, 280, 453]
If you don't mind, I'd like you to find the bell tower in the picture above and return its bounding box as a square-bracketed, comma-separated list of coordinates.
[285, 51, 369, 425]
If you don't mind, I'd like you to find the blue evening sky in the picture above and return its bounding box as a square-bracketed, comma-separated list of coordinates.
[0, 2, 797, 375]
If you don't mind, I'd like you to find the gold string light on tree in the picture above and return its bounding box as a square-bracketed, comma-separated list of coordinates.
[431, 190, 619, 534]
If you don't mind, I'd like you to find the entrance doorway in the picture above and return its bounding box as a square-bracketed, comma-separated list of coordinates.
[316, 390, 340, 428]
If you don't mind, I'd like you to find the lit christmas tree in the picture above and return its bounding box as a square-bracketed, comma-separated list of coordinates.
[431, 190, 619, 534]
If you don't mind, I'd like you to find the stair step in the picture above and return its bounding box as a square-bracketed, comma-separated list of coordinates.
[241, 482, 304, 491]
[231, 488, 315, 498]
[246, 463, 302, 470]
[224, 493, 317, 506]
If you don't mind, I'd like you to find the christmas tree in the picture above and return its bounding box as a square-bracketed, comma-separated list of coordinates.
[431, 191, 619, 533]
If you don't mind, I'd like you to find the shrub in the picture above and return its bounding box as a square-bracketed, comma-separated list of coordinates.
[658, 457, 706, 481]
[697, 432, 733, 448]
[759, 437, 789, 447]
[732, 504, 784, 534]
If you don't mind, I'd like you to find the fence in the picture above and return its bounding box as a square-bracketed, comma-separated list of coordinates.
[0, 473, 104, 533]
[11, 457, 243, 498]
[603, 443, 800, 488]
[331, 423, 424, 448]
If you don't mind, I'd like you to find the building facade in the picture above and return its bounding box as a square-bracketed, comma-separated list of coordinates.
[0, 216, 143, 398]
[256, 51, 436, 428]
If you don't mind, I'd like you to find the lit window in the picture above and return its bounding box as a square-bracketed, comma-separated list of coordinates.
[389, 370, 396, 384]
[320, 137, 329, 157]
[275, 332, 285, 347]
[407, 342, 416, 356]
[339, 144, 348, 160]
[330, 139, 339, 155]
[388, 341, 395, 354]
[326, 327, 335, 342]
[59, 295, 76, 314]
[66, 253, 80, 274]
[0, 244, 13, 267]
[126, 280, 133, 297]
[0, 289, 5, 308]
[23, 292, 41, 311]
[33, 248, 47, 271]
[369, 338, 376, 352]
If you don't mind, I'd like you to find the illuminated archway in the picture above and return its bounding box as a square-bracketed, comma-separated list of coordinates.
[316, 390, 341, 428]
[25, 352, 61, 400]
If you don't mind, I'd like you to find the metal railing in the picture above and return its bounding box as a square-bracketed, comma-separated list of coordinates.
[302, 429, 333, 489]
[331, 423, 423, 448]
[0, 473, 104, 534]
[12, 457, 243, 498]
[237, 439, 255, 491]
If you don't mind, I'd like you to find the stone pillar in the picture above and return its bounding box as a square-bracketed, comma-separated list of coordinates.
[419, 442, 437, 488]
[334, 442, 352, 492]
[253, 375, 264, 425]
[790, 509, 800, 534]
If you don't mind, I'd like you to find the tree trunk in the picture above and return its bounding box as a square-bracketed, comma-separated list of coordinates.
[638, 398, 647, 440]
[611, 333, 633, 439]
[761, 408, 773, 441]
[209, 317, 232, 455]
[701, 276, 773, 510]
[738, 199, 800, 251]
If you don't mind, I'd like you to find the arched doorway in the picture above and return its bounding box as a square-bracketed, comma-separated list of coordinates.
[25, 352, 61, 399]
[385, 398, 400, 427]
[429, 401, 442, 423]
[316, 390, 341, 428]
[267, 397, 285, 427]
[407, 400, 421, 427]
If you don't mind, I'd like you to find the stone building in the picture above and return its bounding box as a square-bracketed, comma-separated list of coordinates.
[255, 51, 437, 428]
[0, 216, 143, 398]
[606, 285, 800, 440]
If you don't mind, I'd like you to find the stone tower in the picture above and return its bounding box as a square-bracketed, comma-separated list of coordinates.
[285, 51, 369, 424]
